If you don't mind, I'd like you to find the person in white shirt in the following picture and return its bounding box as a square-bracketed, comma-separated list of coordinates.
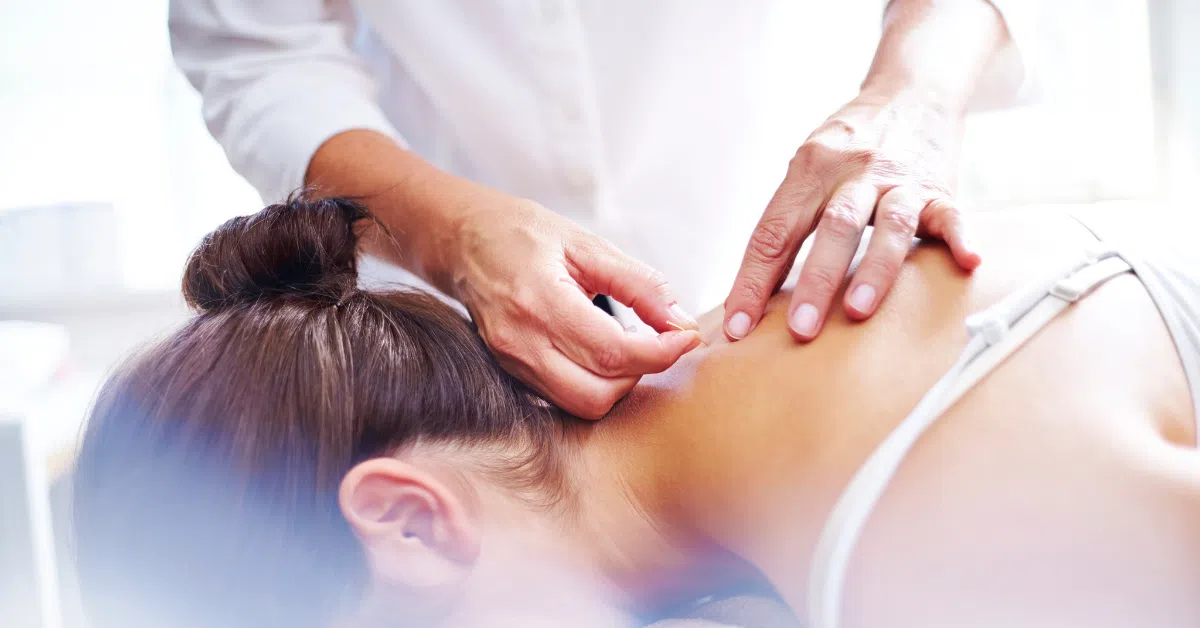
[170, 1, 1030, 419]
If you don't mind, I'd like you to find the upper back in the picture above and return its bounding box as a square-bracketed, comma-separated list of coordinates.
[593, 205, 1199, 624]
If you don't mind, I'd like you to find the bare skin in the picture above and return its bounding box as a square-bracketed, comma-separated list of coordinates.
[724, 0, 1022, 341]
[307, 130, 701, 420]
[578, 205, 1199, 627]
[300, 1, 1022, 418]
[351, 205, 1198, 627]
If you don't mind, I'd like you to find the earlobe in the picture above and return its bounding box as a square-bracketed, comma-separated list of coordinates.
[339, 457, 481, 588]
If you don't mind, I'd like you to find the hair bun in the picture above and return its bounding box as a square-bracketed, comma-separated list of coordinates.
[183, 194, 370, 311]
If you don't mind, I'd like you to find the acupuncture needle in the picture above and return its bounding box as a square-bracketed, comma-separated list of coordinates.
[665, 320, 709, 346]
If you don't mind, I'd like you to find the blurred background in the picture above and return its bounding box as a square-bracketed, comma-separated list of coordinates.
[1, 1, 1198, 627]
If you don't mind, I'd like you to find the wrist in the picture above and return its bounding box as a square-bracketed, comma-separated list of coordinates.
[860, 0, 1008, 119]
[390, 165, 485, 299]
[857, 76, 968, 121]
[306, 130, 482, 296]
[405, 172, 541, 303]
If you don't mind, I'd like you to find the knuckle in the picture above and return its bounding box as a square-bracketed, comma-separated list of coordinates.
[510, 283, 541, 315]
[736, 275, 772, 306]
[565, 234, 601, 261]
[933, 199, 962, 220]
[576, 383, 621, 418]
[747, 214, 795, 262]
[791, 137, 843, 172]
[800, 265, 843, 297]
[926, 180, 953, 198]
[486, 326, 522, 360]
[789, 143, 820, 172]
[882, 185, 922, 208]
[645, 268, 669, 290]
[875, 204, 920, 235]
[580, 233, 617, 259]
[843, 147, 876, 172]
[593, 342, 629, 374]
[857, 254, 903, 282]
[825, 117, 858, 136]
[925, 198, 960, 232]
[864, 151, 902, 175]
[819, 203, 864, 241]
[642, 267, 671, 300]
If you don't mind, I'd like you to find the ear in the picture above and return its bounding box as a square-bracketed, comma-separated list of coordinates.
[339, 457, 481, 590]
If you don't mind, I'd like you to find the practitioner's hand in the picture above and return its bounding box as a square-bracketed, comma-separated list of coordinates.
[723, 90, 982, 343]
[450, 198, 701, 419]
[305, 130, 698, 419]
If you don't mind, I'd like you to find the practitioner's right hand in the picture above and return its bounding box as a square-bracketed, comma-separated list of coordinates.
[306, 130, 699, 419]
[446, 196, 701, 419]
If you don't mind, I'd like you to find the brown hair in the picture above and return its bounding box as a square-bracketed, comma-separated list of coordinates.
[72, 195, 570, 628]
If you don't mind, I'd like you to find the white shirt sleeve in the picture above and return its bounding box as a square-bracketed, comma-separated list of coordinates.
[169, 0, 405, 203]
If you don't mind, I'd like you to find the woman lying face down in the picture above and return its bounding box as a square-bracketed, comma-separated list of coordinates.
[73, 196, 1200, 628]
[73, 197, 724, 628]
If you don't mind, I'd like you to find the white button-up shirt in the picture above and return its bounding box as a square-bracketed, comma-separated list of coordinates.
[170, 1, 1032, 312]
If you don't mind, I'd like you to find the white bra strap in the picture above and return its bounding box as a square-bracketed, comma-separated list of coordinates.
[948, 254, 1131, 401]
[807, 251, 1132, 628]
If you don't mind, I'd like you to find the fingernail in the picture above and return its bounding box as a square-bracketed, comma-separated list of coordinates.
[848, 284, 876, 314]
[668, 303, 699, 329]
[790, 303, 819, 338]
[727, 311, 752, 340]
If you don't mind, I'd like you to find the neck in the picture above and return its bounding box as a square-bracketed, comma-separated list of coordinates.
[558, 373, 750, 615]
[564, 430, 688, 605]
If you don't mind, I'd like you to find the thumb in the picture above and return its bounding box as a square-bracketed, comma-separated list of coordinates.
[565, 238, 699, 333]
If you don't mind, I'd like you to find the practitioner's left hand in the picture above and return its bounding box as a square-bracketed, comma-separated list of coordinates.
[723, 89, 983, 343]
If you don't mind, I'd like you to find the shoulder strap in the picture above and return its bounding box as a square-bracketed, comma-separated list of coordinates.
[807, 248, 1132, 628]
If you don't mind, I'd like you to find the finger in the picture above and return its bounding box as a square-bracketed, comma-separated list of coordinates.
[547, 285, 702, 378]
[565, 238, 698, 332]
[788, 180, 878, 341]
[843, 186, 923, 320]
[501, 347, 640, 420]
[723, 172, 825, 341]
[918, 197, 982, 271]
